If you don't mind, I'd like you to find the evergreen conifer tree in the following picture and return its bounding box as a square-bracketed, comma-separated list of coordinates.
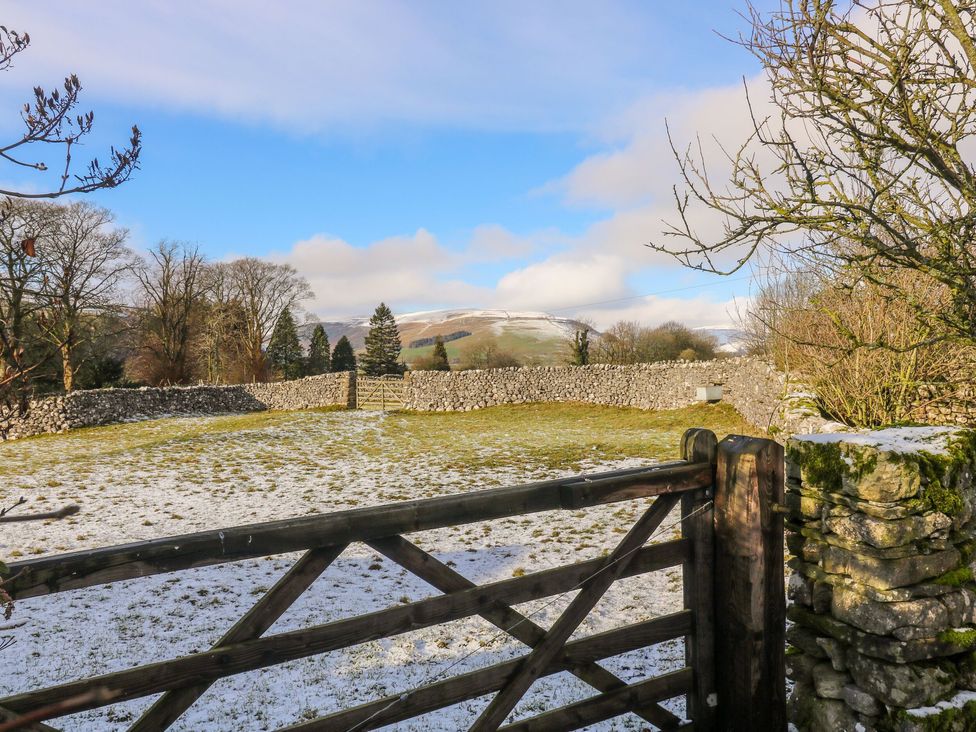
[431, 335, 450, 371]
[331, 335, 357, 372]
[266, 307, 304, 380]
[360, 302, 404, 376]
[306, 324, 331, 375]
[571, 330, 590, 366]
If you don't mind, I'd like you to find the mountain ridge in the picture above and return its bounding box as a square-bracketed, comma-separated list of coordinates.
[298, 308, 744, 366]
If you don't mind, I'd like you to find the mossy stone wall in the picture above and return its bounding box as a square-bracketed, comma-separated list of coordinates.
[786, 429, 976, 731]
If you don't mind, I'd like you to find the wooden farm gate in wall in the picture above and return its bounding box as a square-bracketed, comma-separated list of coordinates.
[0, 429, 786, 731]
[355, 375, 407, 410]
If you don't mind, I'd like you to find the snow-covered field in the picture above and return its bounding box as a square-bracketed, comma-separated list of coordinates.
[1, 404, 748, 731]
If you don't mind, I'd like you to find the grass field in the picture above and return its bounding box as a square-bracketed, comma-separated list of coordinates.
[1, 402, 757, 731]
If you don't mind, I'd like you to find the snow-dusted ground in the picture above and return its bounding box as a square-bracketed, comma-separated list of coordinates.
[1, 409, 690, 731]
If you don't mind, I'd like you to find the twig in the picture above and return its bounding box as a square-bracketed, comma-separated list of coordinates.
[0, 498, 26, 518]
[0, 505, 79, 524]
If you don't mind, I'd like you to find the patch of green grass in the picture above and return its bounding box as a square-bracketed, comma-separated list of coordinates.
[383, 401, 758, 470]
[0, 402, 757, 507]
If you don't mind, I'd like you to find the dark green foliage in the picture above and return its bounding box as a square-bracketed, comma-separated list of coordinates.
[361, 302, 404, 376]
[75, 354, 127, 390]
[306, 324, 330, 375]
[266, 307, 304, 380]
[408, 330, 471, 348]
[431, 336, 450, 371]
[571, 330, 590, 366]
[331, 335, 357, 372]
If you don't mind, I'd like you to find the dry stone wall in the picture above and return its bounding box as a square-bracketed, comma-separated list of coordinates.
[785, 428, 976, 731]
[2, 357, 833, 441]
[1, 373, 353, 440]
[404, 357, 831, 436]
[916, 382, 976, 427]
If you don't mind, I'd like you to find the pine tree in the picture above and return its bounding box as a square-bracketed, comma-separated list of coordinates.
[306, 324, 331, 375]
[431, 335, 450, 371]
[571, 330, 590, 366]
[331, 335, 357, 372]
[360, 302, 404, 376]
[266, 307, 304, 380]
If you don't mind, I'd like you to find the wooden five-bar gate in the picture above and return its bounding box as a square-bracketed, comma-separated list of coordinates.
[0, 429, 785, 731]
[355, 375, 407, 410]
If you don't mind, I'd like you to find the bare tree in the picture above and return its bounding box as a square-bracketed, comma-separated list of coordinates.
[0, 200, 55, 402]
[743, 261, 971, 426]
[225, 258, 312, 382]
[195, 262, 244, 384]
[36, 202, 131, 391]
[0, 25, 141, 200]
[655, 0, 976, 346]
[132, 241, 207, 385]
[592, 320, 717, 364]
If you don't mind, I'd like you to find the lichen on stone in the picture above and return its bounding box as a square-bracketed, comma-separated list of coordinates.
[888, 693, 976, 732]
[937, 628, 976, 649]
[934, 567, 975, 588]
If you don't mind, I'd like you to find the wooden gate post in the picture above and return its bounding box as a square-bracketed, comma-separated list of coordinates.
[714, 434, 785, 731]
[680, 428, 718, 730]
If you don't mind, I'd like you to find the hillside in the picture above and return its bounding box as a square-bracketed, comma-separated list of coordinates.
[299, 310, 746, 367]
[299, 309, 594, 367]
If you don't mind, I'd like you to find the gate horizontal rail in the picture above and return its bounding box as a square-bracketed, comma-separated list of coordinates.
[6, 460, 709, 600]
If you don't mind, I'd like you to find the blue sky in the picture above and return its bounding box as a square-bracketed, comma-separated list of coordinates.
[0, 1, 778, 327]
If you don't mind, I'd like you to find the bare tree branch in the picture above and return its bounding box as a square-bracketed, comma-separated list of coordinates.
[655, 0, 976, 345]
[0, 25, 140, 199]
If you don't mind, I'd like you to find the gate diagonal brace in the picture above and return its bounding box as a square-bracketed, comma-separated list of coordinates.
[470, 493, 681, 731]
[129, 544, 347, 732]
[367, 535, 681, 729]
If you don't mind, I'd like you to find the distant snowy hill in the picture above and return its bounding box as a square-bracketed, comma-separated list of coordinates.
[299, 309, 594, 367]
[299, 310, 747, 366]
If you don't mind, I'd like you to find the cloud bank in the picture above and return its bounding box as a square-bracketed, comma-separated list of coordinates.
[5, 3, 769, 329]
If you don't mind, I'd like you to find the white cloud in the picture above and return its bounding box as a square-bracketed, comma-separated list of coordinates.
[549, 81, 766, 210]
[263, 74, 775, 325]
[493, 254, 629, 312]
[268, 229, 488, 318]
[269, 224, 740, 331]
[1, 1, 665, 134]
[574, 294, 741, 331]
[1, 2, 773, 327]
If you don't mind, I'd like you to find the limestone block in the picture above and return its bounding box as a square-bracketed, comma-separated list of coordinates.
[825, 511, 952, 549]
[847, 651, 955, 708]
[842, 451, 921, 502]
[786, 651, 819, 684]
[822, 545, 961, 590]
[842, 684, 881, 717]
[816, 637, 849, 671]
[813, 662, 850, 699]
[832, 585, 949, 637]
[941, 591, 976, 627]
[792, 692, 861, 732]
[787, 625, 830, 659]
[789, 573, 814, 607]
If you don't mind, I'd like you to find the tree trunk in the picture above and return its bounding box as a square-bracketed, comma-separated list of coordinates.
[61, 340, 74, 392]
